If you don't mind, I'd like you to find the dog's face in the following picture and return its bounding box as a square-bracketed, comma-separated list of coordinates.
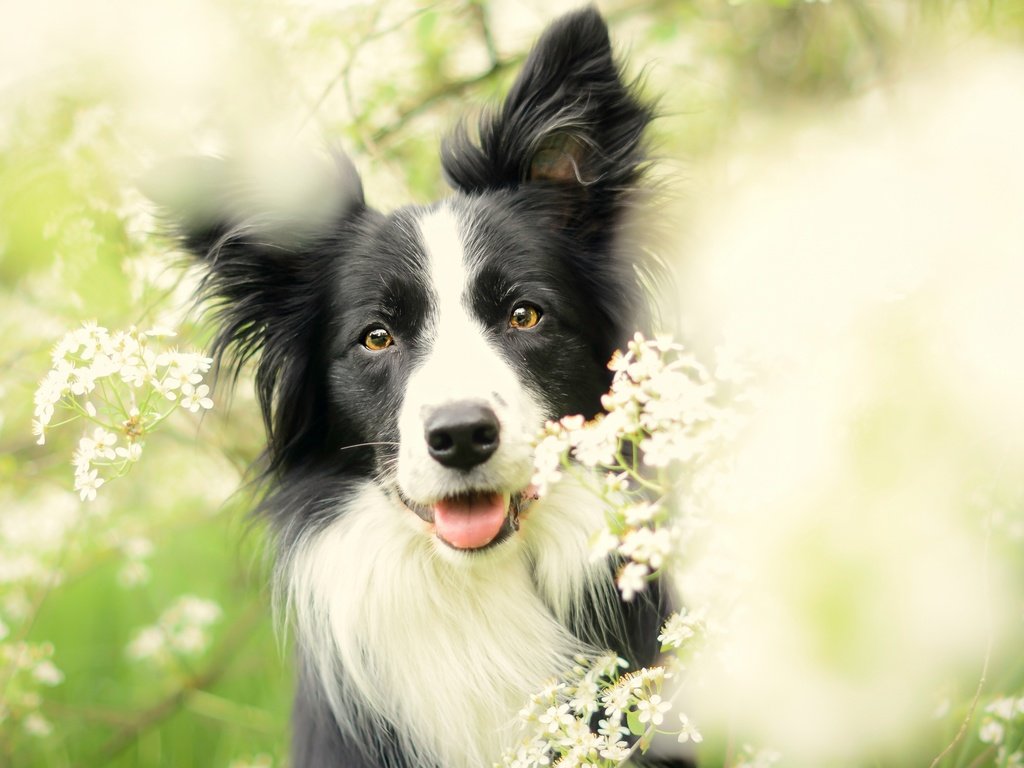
[322, 196, 618, 552]
[159, 8, 652, 555]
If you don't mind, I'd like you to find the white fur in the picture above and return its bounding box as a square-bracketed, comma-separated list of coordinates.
[289, 477, 615, 768]
[396, 205, 544, 505]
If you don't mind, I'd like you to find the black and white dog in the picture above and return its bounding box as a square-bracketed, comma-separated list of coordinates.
[164, 7, 684, 767]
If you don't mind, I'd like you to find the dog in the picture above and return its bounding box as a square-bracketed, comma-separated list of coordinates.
[160, 8, 685, 767]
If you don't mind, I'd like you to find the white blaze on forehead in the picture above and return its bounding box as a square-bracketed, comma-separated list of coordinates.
[417, 205, 474, 334]
[412, 205, 497, 398]
[419, 204, 471, 313]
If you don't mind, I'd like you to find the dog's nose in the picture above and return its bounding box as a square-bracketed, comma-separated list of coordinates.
[425, 402, 500, 470]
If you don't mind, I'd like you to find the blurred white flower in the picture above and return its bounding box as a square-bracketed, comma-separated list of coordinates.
[615, 561, 649, 602]
[677, 712, 703, 744]
[22, 713, 53, 737]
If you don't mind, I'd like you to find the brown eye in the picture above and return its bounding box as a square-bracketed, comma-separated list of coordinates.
[509, 303, 542, 330]
[363, 327, 393, 351]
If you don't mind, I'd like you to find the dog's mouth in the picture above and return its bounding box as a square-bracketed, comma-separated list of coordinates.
[399, 488, 537, 552]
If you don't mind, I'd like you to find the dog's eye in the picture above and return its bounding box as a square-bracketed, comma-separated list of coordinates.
[509, 303, 542, 330]
[363, 327, 394, 351]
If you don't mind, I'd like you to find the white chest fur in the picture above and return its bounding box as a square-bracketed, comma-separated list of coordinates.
[287, 480, 614, 767]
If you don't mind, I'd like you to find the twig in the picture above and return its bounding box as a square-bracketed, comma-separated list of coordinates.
[370, 57, 521, 146]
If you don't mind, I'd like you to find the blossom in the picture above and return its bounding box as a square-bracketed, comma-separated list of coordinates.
[538, 704, 573, 735]
[636, 693, 671, 726]
[74, 469, 104, 502]
[616, 561, 649, 601]
[658, 610, 703, 651]
[979, 718, 1005, 745]
[589, 528, 620, 562]
[568, 679, 600, 716]
[32, 660, 64, 686]
[601, 681, 632, 719]
[127, 595, 222, 664]
[22, 713, 53, 737]
[180, 382, 214, 412]
[618, 526, 673, 570]
[33, 323, 215, 500]
[677, 712, 703, 743]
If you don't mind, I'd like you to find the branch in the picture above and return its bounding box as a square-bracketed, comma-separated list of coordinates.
[370, 56, 522, 146]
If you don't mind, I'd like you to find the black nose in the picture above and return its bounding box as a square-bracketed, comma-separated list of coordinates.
[425, 402, 500, 470]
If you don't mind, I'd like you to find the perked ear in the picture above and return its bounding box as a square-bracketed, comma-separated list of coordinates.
[144, 148, 365, 473]
[440, 6, 652, 223]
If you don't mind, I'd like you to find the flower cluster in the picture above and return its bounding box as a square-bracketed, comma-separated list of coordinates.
[33, 323, 214, 501]
[501, 606, 711, 768]
[126, 595, 222, 666]
[0, 640, 65, 738]
[501, 653, 684, 768]
[508, 334, 733, 765]
[978, 695, 1024, 766]
[532, 333, 727, 601]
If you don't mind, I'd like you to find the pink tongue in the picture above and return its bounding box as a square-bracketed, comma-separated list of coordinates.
[433, 493, 507, 549]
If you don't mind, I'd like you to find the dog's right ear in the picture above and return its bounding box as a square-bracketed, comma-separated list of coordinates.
[143, 149, 365, 472]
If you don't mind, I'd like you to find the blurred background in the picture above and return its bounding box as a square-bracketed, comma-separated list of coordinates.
[2, 0, 1023, 766]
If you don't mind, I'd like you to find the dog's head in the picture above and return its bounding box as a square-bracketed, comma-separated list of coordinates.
[156, 8, 652, 554]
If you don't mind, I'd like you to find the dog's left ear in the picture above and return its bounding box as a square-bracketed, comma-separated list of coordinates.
[441, 7, 651, 230]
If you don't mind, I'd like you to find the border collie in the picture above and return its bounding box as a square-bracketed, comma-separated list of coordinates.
[163, 8, 684, 767]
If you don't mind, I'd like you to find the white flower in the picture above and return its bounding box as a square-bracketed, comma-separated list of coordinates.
[598, 738, 632, 762]
[538, 703, 573, 734]
[178, 596, 221, 625]
[69, 367, 98, 396]
[115, 442, 143, 462]
[531, 431, 568, 497]
[658, 610, 702, 650]
[118, 559, 150, 588]
[616, 561, 649, 601]
[979, 718, 1005, 745]
[986, 697, 1018, 721]
[618, 526, 673, 570]
[23, 713, 53, 737]
[597, 716, 627, 739]
[74, 469, 104, 502]
[569, 679, 600, 715]
[589, 529, 620, 562]
[677, 712, 703, 743]
[33, 660, 64, 686]
[127, 626, 165, 661]
[603, 471, 630, 493]
[90, 427, 117, 458]
[601, 682, 632, 718]
[558, 717, 596, 751]
[636, 693, 671, 726]
[623, 502, 659, 526]
[180, 382, 214, 413]
[639, 428, 701, 467]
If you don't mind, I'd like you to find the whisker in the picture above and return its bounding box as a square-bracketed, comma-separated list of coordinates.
[338, 441, 401, 452]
